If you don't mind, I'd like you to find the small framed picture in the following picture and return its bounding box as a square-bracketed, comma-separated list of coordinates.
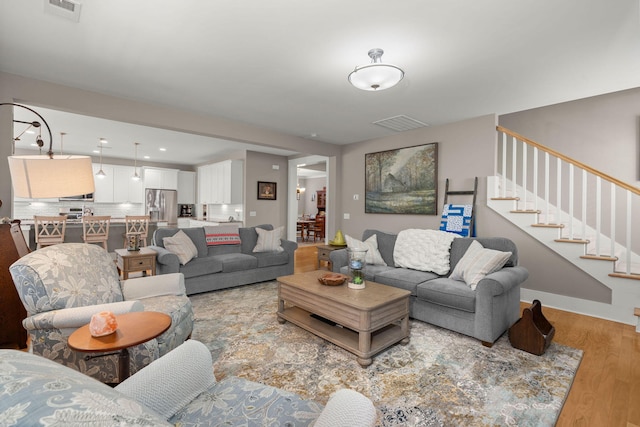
[257, 181, 277, 200]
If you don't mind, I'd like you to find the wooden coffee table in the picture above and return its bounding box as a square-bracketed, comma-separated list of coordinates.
[68, 311, 171, 383]
[277, 270, 411, 367]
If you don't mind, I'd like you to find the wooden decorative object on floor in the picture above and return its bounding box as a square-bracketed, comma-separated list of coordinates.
[509, 299, 556, 355]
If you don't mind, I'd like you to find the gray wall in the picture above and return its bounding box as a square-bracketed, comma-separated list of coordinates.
[2, 71, 635, 313]
[244, 151, 288, 228]
[334, 113, 612, 305]
[0, 71, 342, 219]
[500, 86, 640, 185]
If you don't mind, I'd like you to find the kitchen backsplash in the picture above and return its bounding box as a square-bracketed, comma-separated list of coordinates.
[205, 203, 243, 221]
[13, 201, 144, 220]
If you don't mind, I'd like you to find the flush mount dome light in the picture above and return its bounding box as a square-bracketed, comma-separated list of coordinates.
[348, 48, 404, 91]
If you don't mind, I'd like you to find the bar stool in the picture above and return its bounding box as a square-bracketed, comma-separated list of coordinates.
[123, 215, 150, 248]
[34, 215, 67, 249]
[82, 215, 111, 250]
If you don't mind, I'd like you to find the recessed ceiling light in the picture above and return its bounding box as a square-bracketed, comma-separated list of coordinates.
[143, 155, 150, 159]
[159, 148, 167, 152]
[92, 149, 100, 153]
[99, 138, 108, 144]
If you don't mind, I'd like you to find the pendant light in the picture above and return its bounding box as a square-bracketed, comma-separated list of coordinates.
[132, 142, 141, 181]
[348, 48, 404, 91]
[95, 138, 107, 178]
[4, 102, 95, 199]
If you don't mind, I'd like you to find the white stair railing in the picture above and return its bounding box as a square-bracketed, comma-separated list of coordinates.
[496, 126, 640, 277]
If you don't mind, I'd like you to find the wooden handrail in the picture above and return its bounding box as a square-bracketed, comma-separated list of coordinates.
[497, 126, 640, 196]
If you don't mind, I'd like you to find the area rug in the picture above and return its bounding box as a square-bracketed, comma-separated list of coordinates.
[190, 282, 583, 426]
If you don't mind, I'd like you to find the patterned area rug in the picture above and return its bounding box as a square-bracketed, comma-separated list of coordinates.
[190, 282, 582, 426]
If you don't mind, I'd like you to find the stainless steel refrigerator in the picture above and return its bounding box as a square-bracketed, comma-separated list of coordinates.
[145, 188, 178, 227]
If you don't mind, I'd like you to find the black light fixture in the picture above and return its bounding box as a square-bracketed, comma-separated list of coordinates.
[3, 103, 95, 198]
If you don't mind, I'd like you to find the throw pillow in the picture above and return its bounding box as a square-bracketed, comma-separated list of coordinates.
[450, 240, 512, 290]
[253, 226, 284, 253]
[163, 230, 198, 265]
[345, 234, 387, 266]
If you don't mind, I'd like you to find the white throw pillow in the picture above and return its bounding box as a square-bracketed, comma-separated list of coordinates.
[450, 240, 512, 290]
[253, 226, 284, 253]
[163, 230, 198, 265]
[345, 234, 387, 266]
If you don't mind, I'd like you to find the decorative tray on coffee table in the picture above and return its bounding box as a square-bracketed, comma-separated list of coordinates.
[317, 273, 348, 286]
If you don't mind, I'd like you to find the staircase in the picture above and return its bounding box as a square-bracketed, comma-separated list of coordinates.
[487, 126, 640, 329]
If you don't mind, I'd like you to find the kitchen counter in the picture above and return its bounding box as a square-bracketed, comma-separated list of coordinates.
[25, 222, 159, 253]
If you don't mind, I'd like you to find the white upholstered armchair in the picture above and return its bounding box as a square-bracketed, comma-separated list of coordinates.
[9, 243, 193, 383]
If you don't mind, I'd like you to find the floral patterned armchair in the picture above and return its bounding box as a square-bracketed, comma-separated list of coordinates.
[9, 243, 193, 383]
[0, 340, 377, 426]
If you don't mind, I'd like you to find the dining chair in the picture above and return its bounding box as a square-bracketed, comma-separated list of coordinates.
[308, 216, 325, 242]
[296, 222, 304, 241]
[123, 215, 150, 248]
[82, 215, 111, 250]
[34, 215, 67, 249]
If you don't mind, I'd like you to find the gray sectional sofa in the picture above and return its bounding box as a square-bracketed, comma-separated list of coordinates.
[330, 229, 529, 345]
[150, 224, 297, 295]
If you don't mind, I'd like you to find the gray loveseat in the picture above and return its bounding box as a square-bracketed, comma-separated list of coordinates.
[330, 229, 529, 345]
[150, 224, 297, 295]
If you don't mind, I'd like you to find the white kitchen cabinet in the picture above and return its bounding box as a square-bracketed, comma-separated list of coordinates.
[143, 167, 179, 190]
[197, 164, 213, 204]
[92, 164, 143, 203]
[177, 171, 196, 204]
[113, 165, 144, 203]
[92, 164, 115, 203]
[197, 160, 243, 205]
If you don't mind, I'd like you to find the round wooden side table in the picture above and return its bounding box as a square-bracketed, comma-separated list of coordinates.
[68, 311, 171, 384]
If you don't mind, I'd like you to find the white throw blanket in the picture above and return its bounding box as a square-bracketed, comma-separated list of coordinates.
[393, 229, 459, 275]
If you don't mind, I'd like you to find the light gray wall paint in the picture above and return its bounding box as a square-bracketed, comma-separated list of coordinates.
[244, 151, 288, 228]
[336, 114, 497, 236]
[0, 72, 342, 219]
[2, 71, 629, 312]
[335, 113, 611, 304]
[500, 86, 640, 185]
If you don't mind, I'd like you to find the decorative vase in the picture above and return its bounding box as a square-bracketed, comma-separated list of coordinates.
[347, 248, 368, 289]
[89, 311, 118, 337]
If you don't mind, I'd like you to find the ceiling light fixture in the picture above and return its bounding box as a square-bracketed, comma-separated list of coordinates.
[132, 142, 141, 181]
[3, 103, 95, 199]
[95, 138, 106, 178]
[348, 48, 404, 91]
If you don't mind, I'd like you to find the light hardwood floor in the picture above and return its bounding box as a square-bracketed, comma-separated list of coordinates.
[294, 245, 640, 427]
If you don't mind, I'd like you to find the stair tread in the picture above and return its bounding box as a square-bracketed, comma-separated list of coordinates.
[555, 238, 590, 244]
[532, 223, 565, 228]
[510, 210, 541, 214]
[580, 255, 618, 261]
[491, 197, 520, 201]
[609, 272, 640, 281]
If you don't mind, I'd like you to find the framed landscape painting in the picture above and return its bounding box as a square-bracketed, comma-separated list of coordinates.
[365, 143, 438, 215]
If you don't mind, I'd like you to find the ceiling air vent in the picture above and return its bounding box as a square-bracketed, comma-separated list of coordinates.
[44, 0, 82, 22]
[373, 115, 429, 132]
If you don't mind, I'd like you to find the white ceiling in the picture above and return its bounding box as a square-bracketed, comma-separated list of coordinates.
[2, 0, 640, 168]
